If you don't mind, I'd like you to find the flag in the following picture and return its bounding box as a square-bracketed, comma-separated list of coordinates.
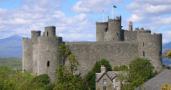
[113, 5, 117, 8]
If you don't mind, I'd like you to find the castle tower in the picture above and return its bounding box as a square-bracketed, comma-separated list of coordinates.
[22, 38, 33, 72]
[22, 30, 41, 73]
[137, 32, 162, 72]
[128, 21, 133, 31]
[33, 26, 62, 82]
[96, 22, 108, 41]
[43, 26, 56, 37]
[104, 16, 122, 41]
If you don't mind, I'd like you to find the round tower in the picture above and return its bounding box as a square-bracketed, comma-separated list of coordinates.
[22, 38, 33, 72]
[105, 16, 122, 41]
[44, 26, 56, 37]
[33, 26, 62, 82]
[137, 32, 162, 72]
[31, 31, 41, 44]
[128, 21, 133, 31]
[35, 37, 61, 81]
[96, 22, 108, 41]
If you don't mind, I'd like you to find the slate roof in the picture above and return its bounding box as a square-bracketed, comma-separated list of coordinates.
[96, 71, 117, 82]
[136, 69, 171, 90]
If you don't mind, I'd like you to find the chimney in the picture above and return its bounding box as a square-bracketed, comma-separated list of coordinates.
[128, 21, 133, 31]
[101, 65, 106, 73]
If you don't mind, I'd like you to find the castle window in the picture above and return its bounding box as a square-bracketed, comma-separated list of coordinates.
[143, 51, 145, 57]
[143, 42, 144, 47]
[47, 32, 48, 36]
[116, 33, 119, 36]
[105, 28, 108, 32]
[47, 61, 50, 67]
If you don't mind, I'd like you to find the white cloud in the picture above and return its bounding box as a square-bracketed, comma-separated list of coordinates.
[73, 0, 121, 13]
[128, 1, 171, 16]
[162, 31, 171, 44]
[0, 0, 95, 41]
[128, 14, 143, 22]
[127, 0, 171, 43]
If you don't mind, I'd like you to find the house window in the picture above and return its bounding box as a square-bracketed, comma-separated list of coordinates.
[47, 61, 50, 67]
[103, 79, 107, 90]
[103, 86, 106, 90]
[103, 79, 107, 85]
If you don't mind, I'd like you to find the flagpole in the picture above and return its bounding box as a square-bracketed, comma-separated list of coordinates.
[112, 5, 117, 19]
[102, 10, 105, 22]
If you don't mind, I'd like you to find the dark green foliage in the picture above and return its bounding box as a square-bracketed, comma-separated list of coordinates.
[30, 74, 52, 90]
[0, 67, 33, 90]
[84, 59, 112, 90]
[31, 74, 50, 85]
[0, 66, 52, 90]
[54, 44, 84, 90]
[59, 44, 71, 65]
[92, 59, 112, 73]
[113, 65, 129, 71]
[53, 65, 84, 90]
[128, 58, 155, 88]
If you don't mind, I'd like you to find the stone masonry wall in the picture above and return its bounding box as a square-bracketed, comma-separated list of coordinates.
[66, 41, 138, 76]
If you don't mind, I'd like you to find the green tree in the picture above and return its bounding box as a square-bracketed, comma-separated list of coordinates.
[113, 65, 129, 71]
[54, 44, 84, 90]
[59, 44, 71, 65]
[128, 58, 155, 88]
[68, 54, 79, 74]
[0, 66, 13, 90]
[9, 71, 33, 90]
[84, 59, 112, 90]
[29, 74, 52, 90]
[53, 65, 84, 90]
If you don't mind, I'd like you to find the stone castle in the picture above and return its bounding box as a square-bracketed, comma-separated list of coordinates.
[22, 16, 162, 81]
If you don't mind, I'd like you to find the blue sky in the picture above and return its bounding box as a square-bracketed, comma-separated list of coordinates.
[0, 0, 171, 43]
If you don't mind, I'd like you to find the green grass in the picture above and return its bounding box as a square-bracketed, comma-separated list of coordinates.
[0, 57, 21, 70]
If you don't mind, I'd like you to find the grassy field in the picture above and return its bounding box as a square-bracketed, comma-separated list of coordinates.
[0, 57, 21, 70]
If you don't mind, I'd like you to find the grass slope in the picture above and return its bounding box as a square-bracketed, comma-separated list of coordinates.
[0, 57, 21, 70]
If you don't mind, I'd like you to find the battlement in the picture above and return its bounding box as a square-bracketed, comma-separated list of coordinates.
[43, 26, 56, 37]
[31, 31, 41, 39]
[134, 27, 151, 33]
[108, 16, 121, 21]
[96, 16, 122, 41]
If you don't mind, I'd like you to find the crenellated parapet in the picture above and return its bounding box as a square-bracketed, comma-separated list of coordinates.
[22, 26, 63, 82]
[96, 16, 122, 41]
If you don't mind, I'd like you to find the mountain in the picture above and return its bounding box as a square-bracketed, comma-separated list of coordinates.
[163, 42, 171, 51]
[0, 35, 22, 58]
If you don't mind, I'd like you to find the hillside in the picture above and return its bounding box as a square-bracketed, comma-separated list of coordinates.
[163, 42, 171, 51]
[0, 35, 22, 58]
[0, 57, 21, 70]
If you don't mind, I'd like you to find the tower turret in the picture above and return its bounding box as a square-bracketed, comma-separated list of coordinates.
[31, 31, 41, 38]
[128, 21, 133, 31]
[104, 16, 122, 41]
[31, 31, 41, 43]
[44, 26, 56, 37]
[96, 22, 108, 41]
[137, 32, 162, 72]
